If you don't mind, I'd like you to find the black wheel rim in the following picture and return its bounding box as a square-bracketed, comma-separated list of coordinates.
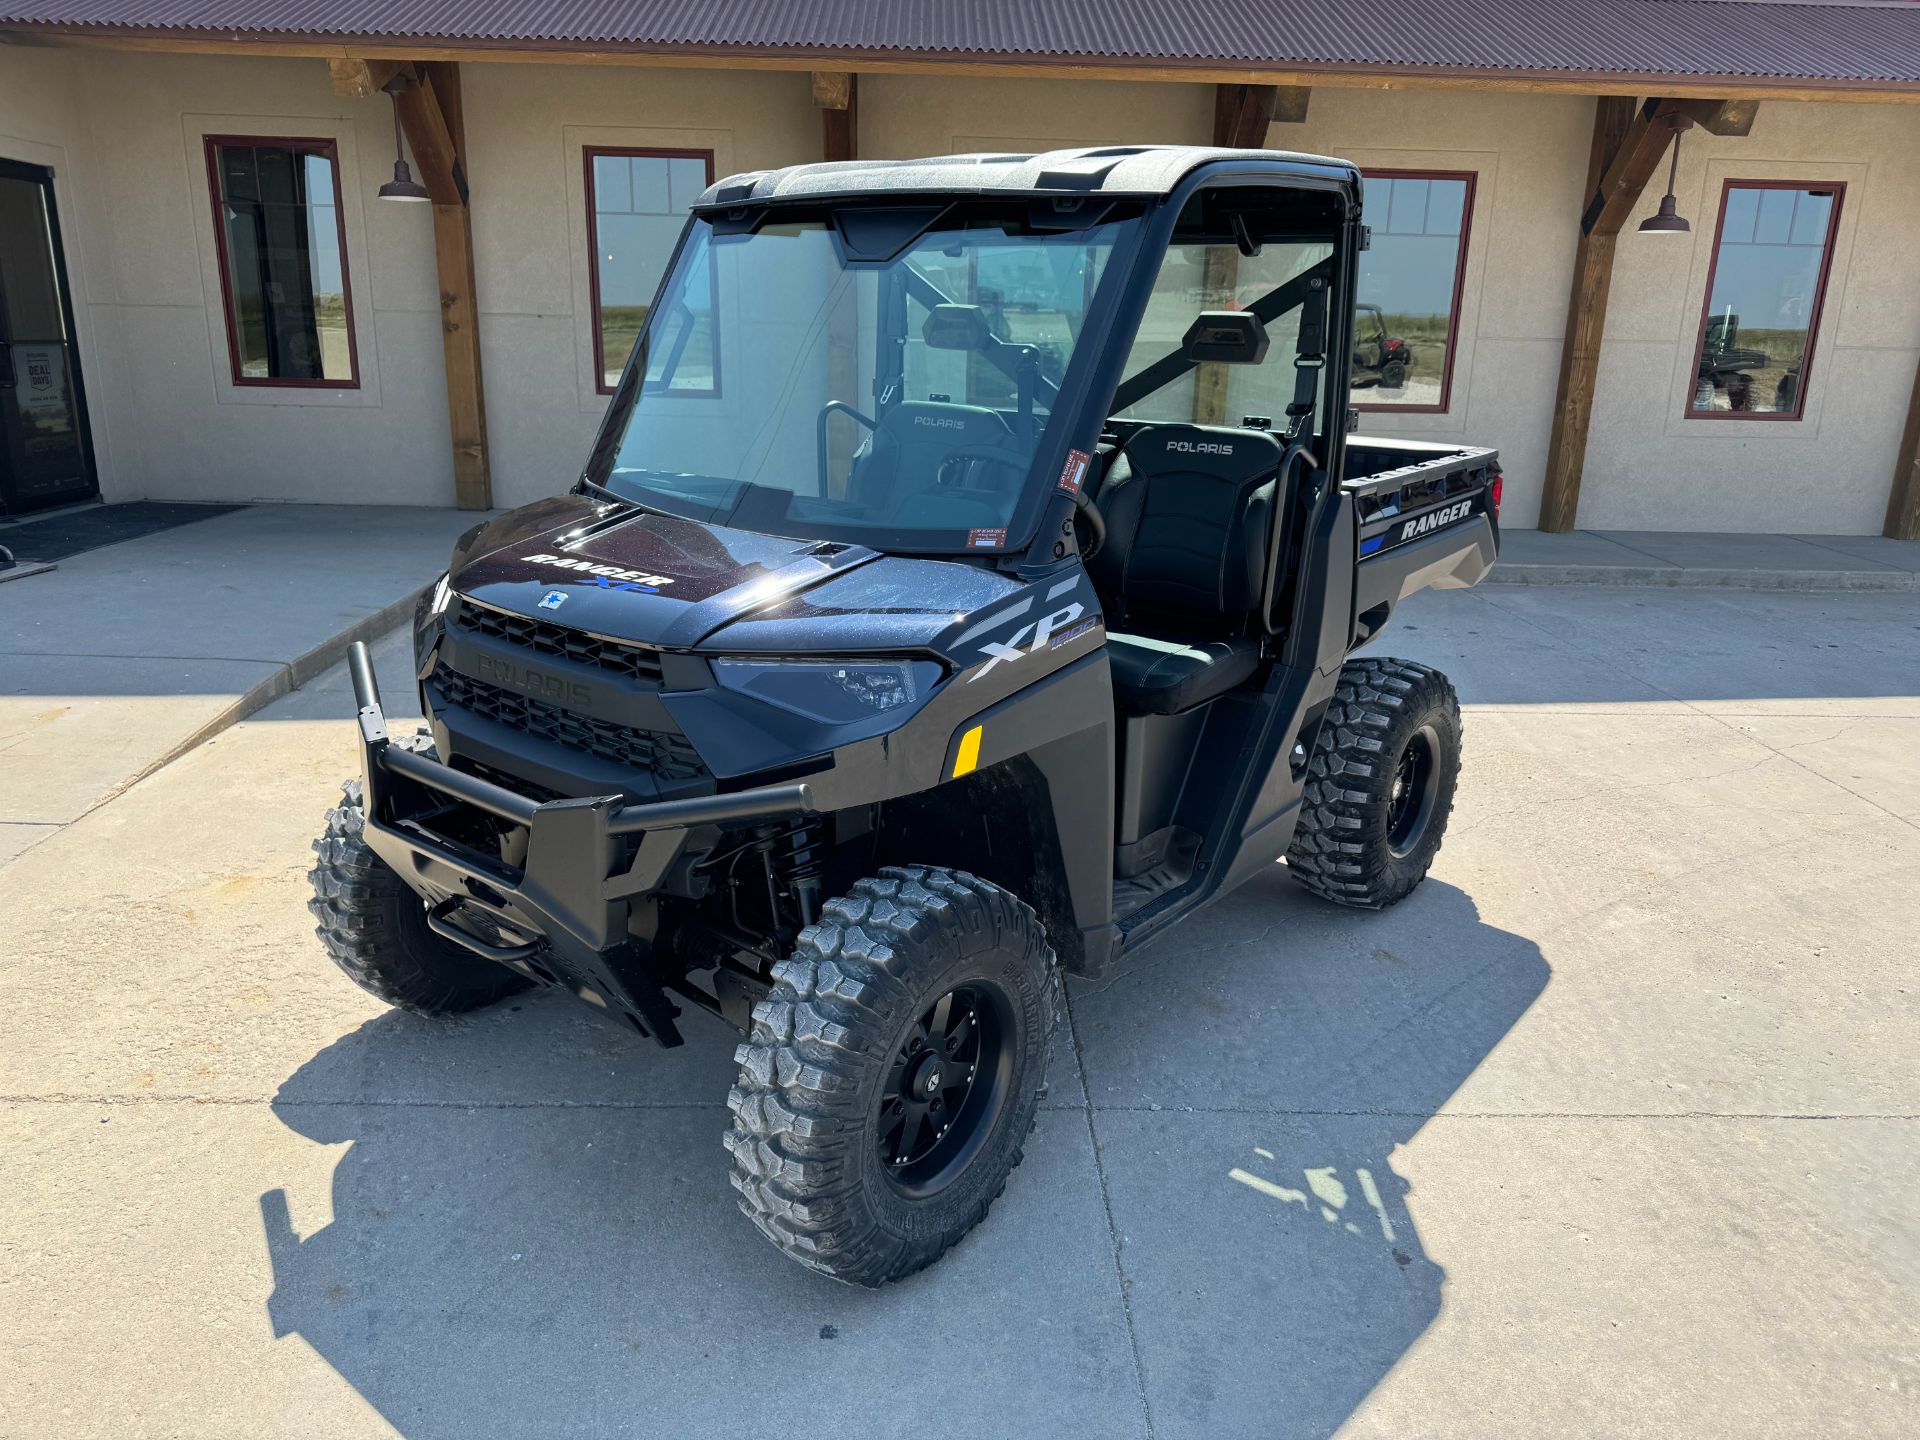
[1386, 723, 1441, 859]
[876, 981, 1015, 1199]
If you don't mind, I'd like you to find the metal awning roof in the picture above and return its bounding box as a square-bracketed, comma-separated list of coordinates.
[2, 1, 1917, 91]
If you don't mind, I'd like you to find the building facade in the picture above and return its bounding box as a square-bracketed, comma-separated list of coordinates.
[1, 7, 1917, 534]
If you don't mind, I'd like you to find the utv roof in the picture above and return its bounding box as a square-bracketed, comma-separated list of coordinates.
[696, 144, 1359, 209]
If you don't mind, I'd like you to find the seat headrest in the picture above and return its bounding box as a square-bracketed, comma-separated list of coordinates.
[1118, 424, 1282, 486]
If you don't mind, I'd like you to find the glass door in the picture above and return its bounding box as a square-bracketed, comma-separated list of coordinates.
[0, 157, 97, 515]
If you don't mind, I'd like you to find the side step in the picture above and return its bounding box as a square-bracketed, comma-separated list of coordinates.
[1112, 827, 1200, 921]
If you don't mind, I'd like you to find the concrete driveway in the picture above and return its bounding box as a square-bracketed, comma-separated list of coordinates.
[2, 585, 1916, 1438]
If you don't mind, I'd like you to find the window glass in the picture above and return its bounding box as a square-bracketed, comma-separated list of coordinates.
[207, 138, 355, 385]
[589, 148, 713, 391]
[1113, 234, 1334, 427]
[1354, 171, 1474, 411]
[599, 211, 1126, 550]
[1689, 182, 1841, 419]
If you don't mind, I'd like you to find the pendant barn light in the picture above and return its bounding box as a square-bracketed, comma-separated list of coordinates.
[377, 75, 432, 203]
[1638, 115, 1693, 235]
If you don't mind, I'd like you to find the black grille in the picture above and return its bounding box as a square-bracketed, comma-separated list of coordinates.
[458, 603, 665, 684]
[432, 670, 707, 781]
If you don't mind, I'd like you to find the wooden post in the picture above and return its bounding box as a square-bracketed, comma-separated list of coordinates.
[1887, 356, 1920, 540]
[814, 71, 858, 162]
[1540, 97, 1756, 531]
[381, 61, 492, 510]
[1213, 84, 1280, 149]
[1539, 97, 1686, 532]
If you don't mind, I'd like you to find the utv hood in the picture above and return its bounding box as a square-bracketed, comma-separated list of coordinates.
[449, 496, 1017, 654]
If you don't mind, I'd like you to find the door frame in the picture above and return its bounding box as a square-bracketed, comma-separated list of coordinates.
[0, 154, 100, 516]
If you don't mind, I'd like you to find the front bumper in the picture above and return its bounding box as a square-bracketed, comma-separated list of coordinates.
[347, 642, 813, 1021]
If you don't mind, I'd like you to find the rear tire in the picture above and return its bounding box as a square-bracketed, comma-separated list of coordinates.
[307, 736, 531, 1015]
[726, 866, 1062, 1286]
[1287, 658, 1461, 909]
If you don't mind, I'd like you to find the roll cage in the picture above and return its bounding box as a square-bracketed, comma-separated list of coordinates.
[581, 153, 1365, 566]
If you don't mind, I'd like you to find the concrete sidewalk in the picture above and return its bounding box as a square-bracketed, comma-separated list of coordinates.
[1488, 527, 1920, 590]
[2, 585, 1915, 1438]
[0, 503, 480, 863]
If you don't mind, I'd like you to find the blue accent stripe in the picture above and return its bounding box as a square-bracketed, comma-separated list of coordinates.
[1359, 534, 1386, 557]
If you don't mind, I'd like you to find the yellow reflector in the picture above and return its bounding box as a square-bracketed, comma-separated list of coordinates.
[952, 724, 983, 778]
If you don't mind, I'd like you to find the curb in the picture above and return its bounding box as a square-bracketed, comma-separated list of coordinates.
[111, 586, 428, 799]
[1483, 564, 1917, 593]
[0, 559, 58, 585]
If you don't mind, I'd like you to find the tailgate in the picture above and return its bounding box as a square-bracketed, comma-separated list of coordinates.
[1345, 440, 1501, 632]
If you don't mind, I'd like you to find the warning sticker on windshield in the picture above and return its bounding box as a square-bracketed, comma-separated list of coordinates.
[1057, 449, 1092, 495]
[967, 528, 1008, 549]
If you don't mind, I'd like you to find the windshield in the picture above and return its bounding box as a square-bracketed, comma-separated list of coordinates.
[591, 209, 1129, 551]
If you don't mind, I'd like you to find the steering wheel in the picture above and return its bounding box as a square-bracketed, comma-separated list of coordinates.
[934, 444, 1029, 490]
[1070, 487, 1106, 562]
[817, 400, 878, 495]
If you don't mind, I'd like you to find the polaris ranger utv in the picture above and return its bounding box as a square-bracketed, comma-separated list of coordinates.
[310, 146, 1500, 1286]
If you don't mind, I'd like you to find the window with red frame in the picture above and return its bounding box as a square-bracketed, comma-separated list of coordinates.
[1353, 171, 1475, 413]
[206, 137, 357, 387]
[1687, 181, 1843, 420]
[586, 147, 715, 393]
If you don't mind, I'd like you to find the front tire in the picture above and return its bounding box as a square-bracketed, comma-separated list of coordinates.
[308, 739, 531, 1016]
[1287, 658, 1462, 909]
[726, 866, 1062, 1286]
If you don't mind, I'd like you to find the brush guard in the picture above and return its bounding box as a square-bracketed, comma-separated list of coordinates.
[346, 641, 814, 1044]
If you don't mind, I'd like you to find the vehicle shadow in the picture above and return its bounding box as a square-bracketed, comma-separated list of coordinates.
[260, 870, 1546, 1439]
[1067, 871, 1550, 1439]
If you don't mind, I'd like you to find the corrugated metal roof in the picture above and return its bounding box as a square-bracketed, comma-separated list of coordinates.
[1, 1, 1917, 87]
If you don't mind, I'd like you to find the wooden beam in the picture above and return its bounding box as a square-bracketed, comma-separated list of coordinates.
[1584, 98, 1692, 238]
[1213, 83, 1278, 148]
[1887, 355, 1920, 541]
[1698, 98, 1758, 135]
[328, 56, 376, 97]
[392, 69, 464, 206]
[1272, 85, 1311, 123]
[1538, 95, 1639, 533]
[432, 201, 490, 510]
[328, 54, 406, 96]
[819, 72, 858, 161]
[371, 62, 489, 509]
[11, 29, 1919, 104]
[810, 70, 853, 109]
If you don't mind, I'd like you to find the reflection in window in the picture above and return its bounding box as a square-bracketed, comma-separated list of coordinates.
[1689, 183, 1842, 419]
[207, 138, 355, 385]
[588, 148, 713, 391]
[1354, 172, 1473, 412]
[1115, 233, 1333, 426]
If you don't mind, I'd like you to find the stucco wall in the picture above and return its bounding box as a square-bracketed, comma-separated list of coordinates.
[6, 50, 1914, 532]
[0, 45, 130, 500]
[1583, 100, 1920, 534]
[2, 48, 458, 506]
[1253, 88, 1594, 530]
[462, 64, 821, 510]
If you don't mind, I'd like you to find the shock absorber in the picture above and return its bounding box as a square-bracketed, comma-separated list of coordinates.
[772, 816, 828, 929]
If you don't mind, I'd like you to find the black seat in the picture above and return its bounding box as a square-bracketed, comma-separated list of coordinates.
[1091, 423, 1281, 715]
[847, 401, 1021, 527]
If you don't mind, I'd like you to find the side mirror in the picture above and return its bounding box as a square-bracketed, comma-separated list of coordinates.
[1181, 311, 1269, 365]
[921, 304, 991, 351]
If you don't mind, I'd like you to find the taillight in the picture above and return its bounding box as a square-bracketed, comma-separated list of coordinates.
[1490, 474, 1504, 514]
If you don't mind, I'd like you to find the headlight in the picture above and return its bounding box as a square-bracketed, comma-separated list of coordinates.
[429, 572, 454, 615]
[712, 658, 939, 725]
